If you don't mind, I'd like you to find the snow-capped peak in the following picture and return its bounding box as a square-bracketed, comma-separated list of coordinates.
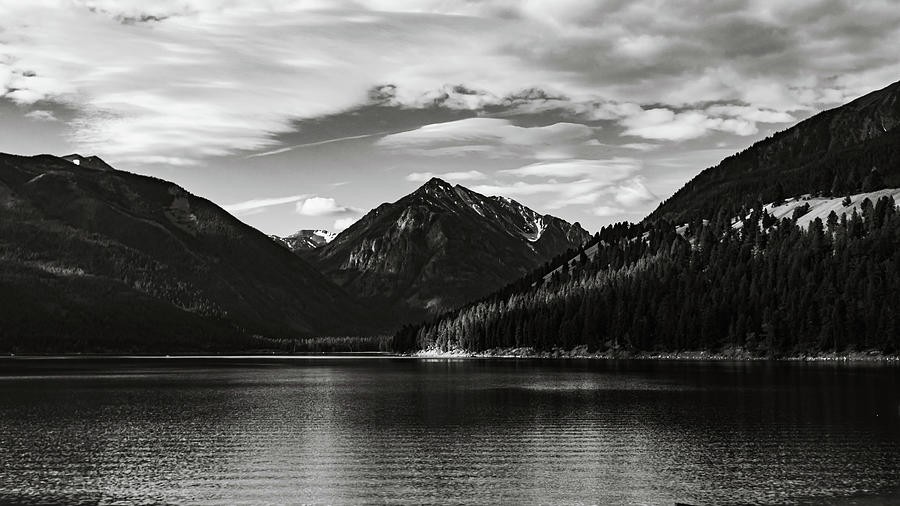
[311, 229, 337, 243]
[275, 229, 338, 252]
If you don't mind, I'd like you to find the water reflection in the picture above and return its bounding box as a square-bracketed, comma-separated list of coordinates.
[0, 358, 898, 505]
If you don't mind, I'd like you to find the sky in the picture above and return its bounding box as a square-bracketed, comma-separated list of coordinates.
[1, 1, 899, 236]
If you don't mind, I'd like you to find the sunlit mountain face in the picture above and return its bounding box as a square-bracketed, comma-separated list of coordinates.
[309, 176, 591, 323]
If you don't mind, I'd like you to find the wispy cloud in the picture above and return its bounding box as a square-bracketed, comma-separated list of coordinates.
[471, 155, 654, 213]
[406, 170, 487, 182]
[377, 118, 595, 159]
[621, 108, 757, 141]
[593, 205, 625, 217]
[222, 194, 309, 215]
[24, 110, 58, 121]
[246, 133, 383, 158]
[1, 0, 898, 165]
[613, 177, 657, 207]
[500, 158, 640, 180]
[473, 179, 606, 199]
[333, 216, 359, 231]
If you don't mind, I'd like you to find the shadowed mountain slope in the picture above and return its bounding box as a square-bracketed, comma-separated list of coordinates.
[0, 153, 372, 352]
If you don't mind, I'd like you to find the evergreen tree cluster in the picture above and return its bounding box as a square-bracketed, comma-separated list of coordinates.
[393, 196, 900, 356]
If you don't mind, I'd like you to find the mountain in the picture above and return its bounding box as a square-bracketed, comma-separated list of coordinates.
[650, 79, 900, 225]
[273, 229, 337, 252]
[311, 177, 591, 322]
[0, 153, 372, 353]
[395, 80, 900, 356]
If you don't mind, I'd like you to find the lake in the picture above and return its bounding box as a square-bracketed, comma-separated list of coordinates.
[1, 357, 898, 505]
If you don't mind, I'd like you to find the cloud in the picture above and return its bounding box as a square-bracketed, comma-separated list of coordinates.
[296, 196, 361, 217]
[620, 143, 659, 151]
[621, 108, 757, 141]
[593, 205, 624, 217]
[0, 1, 571, 164]
[333, 216, 359, 231]
[473, 179, 606, 199]
[377, 118, 595, 158]
[246, 133, 383, 158]
[473, 178, 614, 211]
[24, 110, 59, 121]
[223, 194, 308, 215]
[0, 0, 898, 166]
[612, 177, 656, 207]
[118, 155, 199, 166]
[500, 158, 640, 180]
[472, 156, 655, 212]
[704, 105, 795, 124]
[406, 170, 487, 182]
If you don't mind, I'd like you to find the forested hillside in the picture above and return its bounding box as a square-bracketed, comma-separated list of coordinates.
[650, 80, 900, 225]
[394, 195, 900, 355]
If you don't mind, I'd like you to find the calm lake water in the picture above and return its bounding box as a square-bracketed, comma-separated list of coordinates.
[1, 357, 899, 505]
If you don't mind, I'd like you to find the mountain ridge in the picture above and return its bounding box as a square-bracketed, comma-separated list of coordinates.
[312, 177, 592, 323]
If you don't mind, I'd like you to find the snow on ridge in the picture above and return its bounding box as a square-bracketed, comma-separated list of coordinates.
[313, 229, 337, 243]
[525, 216, 547, 242]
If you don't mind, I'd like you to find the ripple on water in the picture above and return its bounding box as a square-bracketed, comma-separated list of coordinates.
[0, 358, 898, 505]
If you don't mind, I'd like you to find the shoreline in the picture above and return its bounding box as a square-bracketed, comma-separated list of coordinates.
[2, 349, 897, 362]
[412, 346, 900, 362]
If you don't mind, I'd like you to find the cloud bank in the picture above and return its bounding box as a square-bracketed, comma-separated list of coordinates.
[1, 0, 898, 166]
[378, 118, 595, 159]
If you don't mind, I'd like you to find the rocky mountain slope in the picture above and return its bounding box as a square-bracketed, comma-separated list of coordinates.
[312, 177, 591, 322]
[0, 153, 372, 352]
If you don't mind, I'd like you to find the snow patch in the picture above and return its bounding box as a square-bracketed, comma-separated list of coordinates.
[312, 229, 337, 243]
[525, 216, 547, 242]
